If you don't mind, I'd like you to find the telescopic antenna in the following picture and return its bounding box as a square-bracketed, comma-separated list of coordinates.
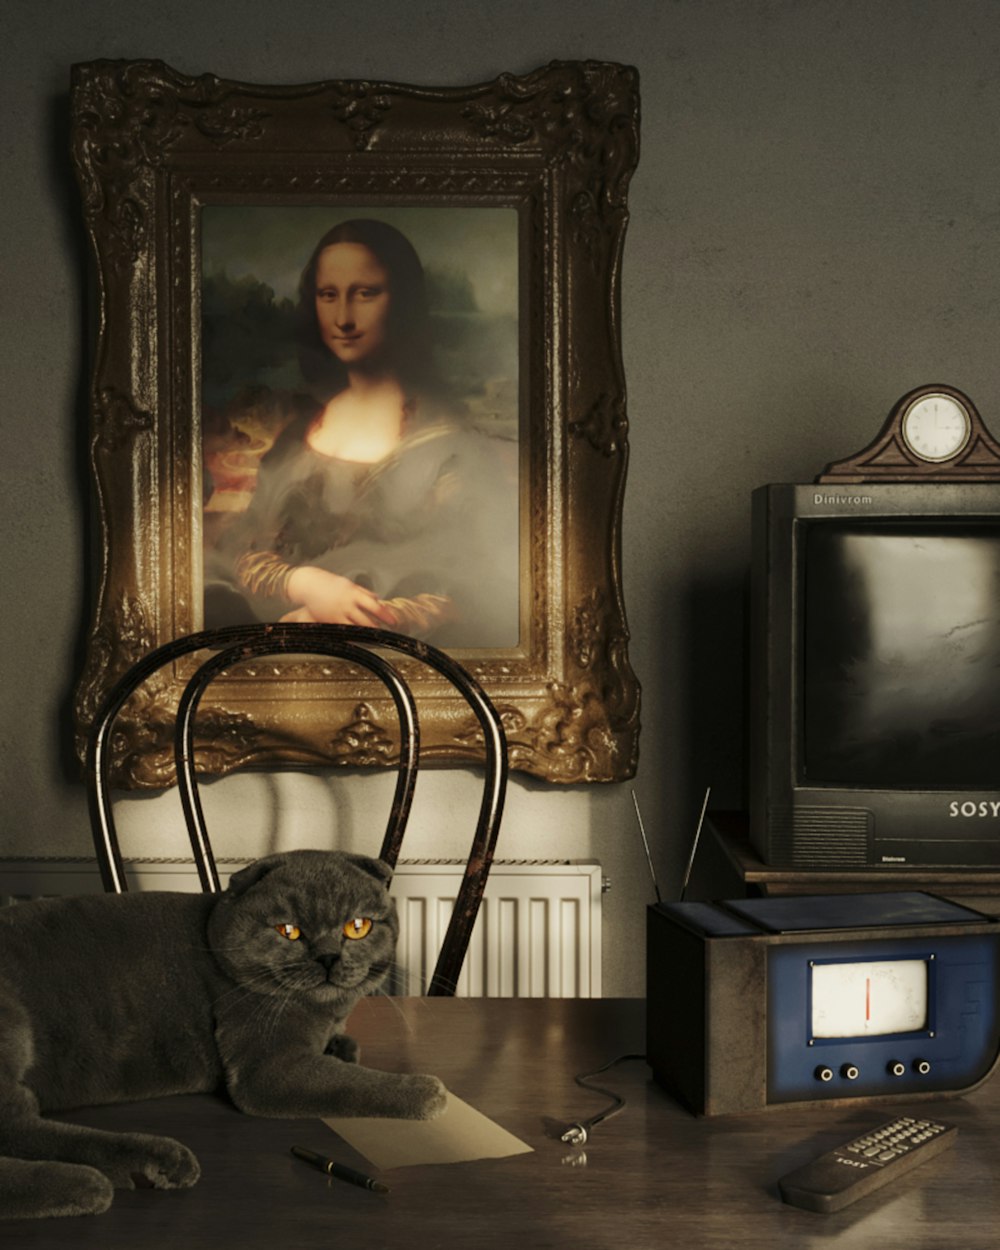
[679, 785, 712, 902]
[631, 790, 662, 905]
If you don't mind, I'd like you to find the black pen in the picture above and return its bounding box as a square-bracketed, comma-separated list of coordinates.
[291, 1146, 390, 1194]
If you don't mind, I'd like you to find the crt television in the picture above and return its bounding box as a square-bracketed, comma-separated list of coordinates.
[749, 482, 1000, 868]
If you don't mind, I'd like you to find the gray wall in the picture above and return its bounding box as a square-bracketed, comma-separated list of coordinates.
[3, 0, 999, 995]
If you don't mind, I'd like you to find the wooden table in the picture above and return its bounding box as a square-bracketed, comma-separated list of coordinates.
[1, 998, 996, 1249]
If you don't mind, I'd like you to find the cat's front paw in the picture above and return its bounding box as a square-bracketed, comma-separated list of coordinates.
[138, 1135, 201, 1191]
[99, 1133, 201, 1191]
[325, 1033, 361, 1063]
[401, 1073, 448, 1120]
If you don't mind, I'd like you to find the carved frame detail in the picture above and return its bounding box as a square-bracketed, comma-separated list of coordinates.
[70, 59, 641, 787]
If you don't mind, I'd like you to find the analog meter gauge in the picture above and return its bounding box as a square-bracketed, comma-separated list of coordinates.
[811, 958, 928, 1039]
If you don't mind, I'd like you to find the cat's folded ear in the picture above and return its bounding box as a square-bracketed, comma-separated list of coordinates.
[225, 853, 292, 898]
[342, 853, 394, 889]
[224, 850, 393, 898]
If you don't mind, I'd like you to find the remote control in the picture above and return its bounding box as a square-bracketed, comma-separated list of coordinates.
[778, 1115, 958, 1214]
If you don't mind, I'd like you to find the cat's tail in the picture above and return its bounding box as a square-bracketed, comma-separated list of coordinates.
[0, 1156, 114, 1220]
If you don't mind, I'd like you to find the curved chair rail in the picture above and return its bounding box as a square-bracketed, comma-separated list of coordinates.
[85, 623, 508, 996]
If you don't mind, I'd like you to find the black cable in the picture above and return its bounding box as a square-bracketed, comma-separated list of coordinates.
[560, 1053, 646, 1145]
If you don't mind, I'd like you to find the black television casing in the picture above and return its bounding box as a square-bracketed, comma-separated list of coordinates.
[749, 482, 1000, 869]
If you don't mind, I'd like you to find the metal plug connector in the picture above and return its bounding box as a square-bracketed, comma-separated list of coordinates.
[560, 1123, 589, 1146]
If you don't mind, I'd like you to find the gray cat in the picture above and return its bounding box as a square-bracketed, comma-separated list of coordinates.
[0, 849, 446, 1220]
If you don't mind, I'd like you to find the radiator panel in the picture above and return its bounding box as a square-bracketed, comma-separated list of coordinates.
[0, 859, 603, 999]
[389, 862, 603, 998]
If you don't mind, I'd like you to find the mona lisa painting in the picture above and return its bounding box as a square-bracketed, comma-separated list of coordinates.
[71, 59, 640, 786]
[201, 206, 521, 650]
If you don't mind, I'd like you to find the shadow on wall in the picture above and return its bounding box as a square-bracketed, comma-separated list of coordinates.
[53, 81, 110, 791]
[676, 570, 747, 867]
[113, 764, 523, 865]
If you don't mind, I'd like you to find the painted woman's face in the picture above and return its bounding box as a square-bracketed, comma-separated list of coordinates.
[314, 243, 392, 368]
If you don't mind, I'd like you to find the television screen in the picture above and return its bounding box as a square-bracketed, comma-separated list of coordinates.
[802, 521, 1000, 789]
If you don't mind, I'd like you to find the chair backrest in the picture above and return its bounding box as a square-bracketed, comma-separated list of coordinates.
[86, 623, 508, 995]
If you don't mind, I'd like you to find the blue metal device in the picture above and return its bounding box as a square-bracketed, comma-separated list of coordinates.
[646, 891, 1000, 1116]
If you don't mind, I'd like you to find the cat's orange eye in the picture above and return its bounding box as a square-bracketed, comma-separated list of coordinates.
[275, 923, 301, 941]
[343, 917, 373, 940]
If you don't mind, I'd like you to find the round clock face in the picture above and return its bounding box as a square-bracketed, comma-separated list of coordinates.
[901, 392, 972, 462]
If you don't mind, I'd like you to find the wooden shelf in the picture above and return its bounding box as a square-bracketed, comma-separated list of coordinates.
[709, 812, 1000, 914]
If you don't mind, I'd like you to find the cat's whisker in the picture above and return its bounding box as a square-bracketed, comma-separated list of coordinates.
[251, 982, 300, 1050]
[368, 986, 415, 1030]
[384, 960, 462, 999]
[210, 966, 290, 1009]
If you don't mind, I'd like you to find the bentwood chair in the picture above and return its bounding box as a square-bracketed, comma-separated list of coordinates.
[85, 623, 507, 995]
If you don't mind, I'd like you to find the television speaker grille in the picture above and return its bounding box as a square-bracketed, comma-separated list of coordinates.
[769, 807, 871, 867]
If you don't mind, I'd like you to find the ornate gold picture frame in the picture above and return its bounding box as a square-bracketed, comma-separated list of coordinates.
[71, 58, 641, 786]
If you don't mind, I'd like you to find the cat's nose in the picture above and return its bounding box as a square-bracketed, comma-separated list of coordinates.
[316, 953, 340, 974]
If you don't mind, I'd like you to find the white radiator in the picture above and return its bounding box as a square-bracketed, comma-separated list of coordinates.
[390, 861, 603, 998]
[0, 858, 603, 999]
